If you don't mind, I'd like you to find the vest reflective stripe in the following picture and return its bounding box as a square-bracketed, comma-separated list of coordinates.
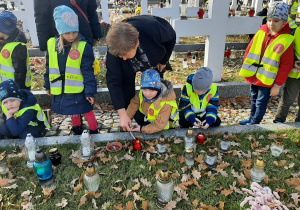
[288, 17, 298, 29]
[47, 38, 85, 95]
[0, 42, 31, 87]
[138, 90, 179, 130]
[291, 1, 298, 14]
[289, 28, 300, 79]
[1, 103, 50, 128]
[185, 83, 217, 117]
[240, 30, 294, 85]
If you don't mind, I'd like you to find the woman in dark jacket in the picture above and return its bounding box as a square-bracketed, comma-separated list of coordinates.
[34, 0, 102, 51]
[105, 15, 176, 132]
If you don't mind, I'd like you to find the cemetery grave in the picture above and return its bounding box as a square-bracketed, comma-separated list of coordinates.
[0, 129, 300, 209]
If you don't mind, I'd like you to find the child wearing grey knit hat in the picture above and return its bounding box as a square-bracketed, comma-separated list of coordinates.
[179, 67, 221, 129]
[267, 1, 289, 22]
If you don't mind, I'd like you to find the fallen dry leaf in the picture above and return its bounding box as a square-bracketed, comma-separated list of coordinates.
[126, 201, 134, 210]
[290, 193, 300, 206]
[219, 201, 225, 210]
[148, 159, 157, 165]
[74, 184, 83, 193]
[164, 200, 176, 210]
[100, 156, 111, 164]
[244, 169, 251, 180]
[86, 191, 102, 198]
[142, 201, 148, 210]
[112, 187, 122, 193]
[178, 156, 185, 164]
[114, 204, 123, 210]
[140, 178, 152, 187]
[132, 182, 140, 191]
[92, 198, 98, 209]
[275, 189, 286, 198]
[221, 189, 233, 197]
[146, 146, 157, 154]
[192, 170, 201, 180]
[285, 178, 300, 192]
[171, 171, 180, 179]
[241, 159, 252, 169]
[192, 199, 199, 207]
[192, 179, 201, 189]
[55, 198, 68, 208]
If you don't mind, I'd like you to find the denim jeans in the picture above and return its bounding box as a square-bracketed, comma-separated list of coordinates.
[250, 84, 271, 124]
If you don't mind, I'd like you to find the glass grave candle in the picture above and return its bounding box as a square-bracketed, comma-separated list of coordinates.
[219, 132, 231, 152]
[184, 148, 194, 169]
[182, 58, 188, 68]
[83, 163, 100, 192]
[156, 135, 167, 154]
[184, 127, 196, 150]
[250, 157, 266, 183]
[0, 160, 9, 175]
[156, 166, 174, 208]
[81, 130, 94, 160]
[191, 55, 196, 64]
[169, 51, 175, 61]
[248, 7, 255, 17]
[49, 148, 62, 166]
[205, 147, 217, 168]
[187, 51, 192, 58]
[197, 7, 205, 19]
[94, 48, 100, 59]
[225, 47, 231, 58]
[270, 140, 284, 157]
[132, 138, 142, 151]
[179, 0, 188, 19]
[196, 132, 205, 145]
[230, 46, 237, 59]
[194, 51, 199, 58]
[33, 150, 55, 186]
[25, 133, 38, 168]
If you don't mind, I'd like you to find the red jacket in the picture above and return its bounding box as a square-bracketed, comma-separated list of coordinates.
[243, 23, 294, 87]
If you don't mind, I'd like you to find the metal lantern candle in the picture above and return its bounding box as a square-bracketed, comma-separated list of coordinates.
[156, 135, 167, 154]
[191, 55, 196, 64]
[185, 127, 196, 150]
[182, 57, 188, 68]
[219, 132, 231, 152]
[250, 157, 266, 183]
[156, 166, 174, 208]
[81, 130, 94, 160]
[184, 148, 194, 169]
[205, 146, 217, 168]
[33, 150, 55, 186]
[49, 148, 62, 166]
[270, 140, 284, 157]
[196, 132, 205, 145]
[179, 0, 188, 19]
[25, 133, 38, 168]
[83, 163, 100, 192]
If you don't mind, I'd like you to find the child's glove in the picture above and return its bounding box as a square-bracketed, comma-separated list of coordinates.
[93, 59, 101, 76]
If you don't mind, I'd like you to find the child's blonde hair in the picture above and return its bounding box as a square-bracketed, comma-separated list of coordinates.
[56, 34, 80, 54]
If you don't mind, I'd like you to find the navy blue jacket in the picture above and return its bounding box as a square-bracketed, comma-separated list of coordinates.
[34, 0, 102, 51]
[44, 35, 97, 115]
[106, 15, 176, 110]
[0, 90, 45, 138]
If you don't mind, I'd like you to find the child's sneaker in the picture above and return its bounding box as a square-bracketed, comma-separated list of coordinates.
[239, 118, 251, 125]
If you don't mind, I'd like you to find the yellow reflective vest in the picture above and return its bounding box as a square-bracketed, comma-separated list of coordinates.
[240, 30, 294, 86]
[291, 1, 298, 15]
[289, 27, 300, 79]
[288, 17, 298, 29]
[1, 103, 50, 128]
[138, 90, 179, 130]
[0, 42, 32, 87]
[185, 83, 217, 117]
[47, 38, 85, 95]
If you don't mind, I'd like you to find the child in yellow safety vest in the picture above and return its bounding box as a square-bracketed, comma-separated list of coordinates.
[239, 2, 294, 125]
[0, 80, 49, 139]
[0, 11, 31, 90]
[179, 67, 221, 129]
[274, 16, 300, 123]
[126, 69, 178, 134]
[44, 6, 98, 135]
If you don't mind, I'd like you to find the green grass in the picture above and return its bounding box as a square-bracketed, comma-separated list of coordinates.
[1, 129, 300, 209]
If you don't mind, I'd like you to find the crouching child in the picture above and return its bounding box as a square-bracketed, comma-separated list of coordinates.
[179, 67, 221, 129]
[0, 80, 49, 139]
[127, 69, 178, 134]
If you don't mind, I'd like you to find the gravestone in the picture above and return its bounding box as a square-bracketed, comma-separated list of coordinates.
[173, 0, 262, 82]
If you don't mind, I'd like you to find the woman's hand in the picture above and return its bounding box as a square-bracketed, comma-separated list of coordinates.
[270, 86, 280, 96]
[86, 97, 94, 105]
[118, 109, 132, 131]
[47, 90, 52, 96]
[157, 64, 166, 72]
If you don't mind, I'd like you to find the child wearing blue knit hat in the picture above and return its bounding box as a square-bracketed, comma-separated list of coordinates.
[126, 69, 178, 134]
[44, 5, 98, 135]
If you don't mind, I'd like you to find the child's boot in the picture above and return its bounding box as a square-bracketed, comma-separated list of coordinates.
[71, 126, 83, 135]
[239, 117, 251, 125]
[89, 129, 98, 134]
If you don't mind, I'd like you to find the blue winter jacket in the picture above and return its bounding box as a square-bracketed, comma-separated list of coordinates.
[44, 34, 97, 115]
[0, 90, 45, 139]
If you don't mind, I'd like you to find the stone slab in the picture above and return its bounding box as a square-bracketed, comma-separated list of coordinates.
[32, 82, 251, 106]
[1, 122, 299, 147]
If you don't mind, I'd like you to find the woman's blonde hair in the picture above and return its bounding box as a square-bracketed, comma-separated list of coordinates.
[106, 22, 139, 57]
[56, 34, 80, 54]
